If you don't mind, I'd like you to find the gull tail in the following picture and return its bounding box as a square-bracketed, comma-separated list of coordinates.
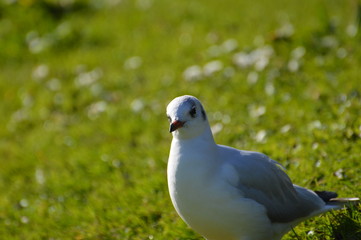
[315, 190, 360, 209]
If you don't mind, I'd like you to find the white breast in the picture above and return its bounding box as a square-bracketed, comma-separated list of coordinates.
[167, 140, 275, 240]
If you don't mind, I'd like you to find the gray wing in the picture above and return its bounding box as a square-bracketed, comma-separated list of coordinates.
[218, 145, 325, 223]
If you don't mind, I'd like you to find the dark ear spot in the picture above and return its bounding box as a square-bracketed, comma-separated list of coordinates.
[189, 106, 197, 118]
[201, 106, 206, 120]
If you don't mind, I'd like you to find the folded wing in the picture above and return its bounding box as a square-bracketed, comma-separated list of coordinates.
[219, 146, 325, 223]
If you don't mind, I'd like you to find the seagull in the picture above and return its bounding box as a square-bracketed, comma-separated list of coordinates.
[166, 95, 358, 240]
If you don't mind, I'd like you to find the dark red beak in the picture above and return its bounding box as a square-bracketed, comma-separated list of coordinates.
[169, 120, 184, 132]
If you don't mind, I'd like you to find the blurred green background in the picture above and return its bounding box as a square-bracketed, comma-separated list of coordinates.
[0, 0, 361, 239]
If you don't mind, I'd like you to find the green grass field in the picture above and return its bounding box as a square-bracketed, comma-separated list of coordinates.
[1, 0, 361, 239]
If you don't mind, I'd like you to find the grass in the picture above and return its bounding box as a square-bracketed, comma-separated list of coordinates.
[0, 0, 361, 239]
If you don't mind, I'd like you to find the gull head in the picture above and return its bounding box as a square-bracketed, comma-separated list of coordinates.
[166, 95, 208, 139]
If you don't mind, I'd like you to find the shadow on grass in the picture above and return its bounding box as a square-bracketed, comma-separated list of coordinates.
[329, 204, 361, 240]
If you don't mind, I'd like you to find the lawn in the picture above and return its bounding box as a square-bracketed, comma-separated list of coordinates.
[0, 0, 361, 239]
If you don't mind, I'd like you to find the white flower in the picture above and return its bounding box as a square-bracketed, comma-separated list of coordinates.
[288, 59, 299, 72]
[124, 56, 143, 70]
[291, 46, 306, 59]
[249, 105, 266, 118]
[47, 78, 61, 91]
[87, 101, 107, 119]
[211, 123, 223, 135]
[346, 24, 358, 37]
[222, 39, 238, 53]
[75, 68, 103, 86]
[203, 60, 223, 76]
[254, 130, 267, 143]
[247, 71, 258, 84]
[280, 124, 291, 133]
[233, 52, 253, 68]
[233, 46, 273, 71]
[131, 99, 144, 113]
[32, 64, 49, 81]
[183, 65, 203, 81]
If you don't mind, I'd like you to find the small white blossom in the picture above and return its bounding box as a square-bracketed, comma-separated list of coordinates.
[183, 65, 203, 81]
[124, 56, 143, 70]
[131, 99, 144, 113]
[203, 60, 223, 76]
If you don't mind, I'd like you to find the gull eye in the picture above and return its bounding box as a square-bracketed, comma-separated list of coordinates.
[189, 106, 196, 118]
[167, 115, 172, 122]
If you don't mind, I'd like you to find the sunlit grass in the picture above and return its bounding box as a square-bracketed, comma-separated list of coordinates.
[0, 0, 360, 239]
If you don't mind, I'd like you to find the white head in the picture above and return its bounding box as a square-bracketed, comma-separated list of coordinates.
[166, 95, 209, 139]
